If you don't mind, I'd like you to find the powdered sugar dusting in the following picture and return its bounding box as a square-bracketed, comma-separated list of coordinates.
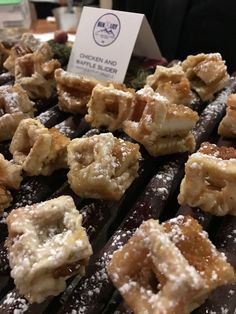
[37, 106, 57, 125]
[55, 120, 73, 136]
[14, 180, 45, 208]
[1, 291, 28, 313]
[0, 244, 9, 273]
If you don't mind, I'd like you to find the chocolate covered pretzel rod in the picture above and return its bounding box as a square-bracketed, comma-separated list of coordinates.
[33, 93, 59, 115]
[0, 242, 8, 275]
[0, 143, 11, 159]
[0, 71, 13, 86]
[36, 105, 70, 128]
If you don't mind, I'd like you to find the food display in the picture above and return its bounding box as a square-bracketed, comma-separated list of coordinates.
[0, 33, 235, 314]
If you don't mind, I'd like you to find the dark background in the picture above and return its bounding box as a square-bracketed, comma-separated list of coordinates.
[113, 0, 236, 73]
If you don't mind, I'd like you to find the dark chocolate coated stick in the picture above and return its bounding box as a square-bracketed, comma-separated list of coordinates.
[0, 72, 13, 86]
[0, 242, 8, 275]
[36, 106, 70, 128]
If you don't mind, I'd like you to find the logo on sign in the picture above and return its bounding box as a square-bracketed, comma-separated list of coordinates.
[93, 13, 121, 47]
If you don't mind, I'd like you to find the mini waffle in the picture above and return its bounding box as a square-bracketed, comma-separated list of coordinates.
[178, 142, 236, 216]
[218, 93, 236, 137]
[0, 84, 34, 141]
[10, 118, 70, 176]
[107, 216, 235, 314]
[146, 64, 194, 106]
[67, 132, 141, 200]
[182, 53, 229, 101]
[123, 86, 198, 156]
[6, 195, 92, 303]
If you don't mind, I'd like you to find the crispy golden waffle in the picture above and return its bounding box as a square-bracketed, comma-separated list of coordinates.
[178, 142, 236, 216]
[6, 195, 92, 303]
[107, 216, 235, 314]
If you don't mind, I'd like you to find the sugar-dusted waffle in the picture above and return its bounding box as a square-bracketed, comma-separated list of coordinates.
[146, 64, 194, 106]
[55, 68, 100, 114]
[10, 118, 70, 176]
[67, 132, 141, 200]
[85, 83, 136, 131]
[4, 33, 60, 99]
[5, 195, 92, 303]
[123, 86, 199, 156]
[3, 33, 53, 75]
[182, 53, 229, 101]
[178, 142, 236, 216]
[0, 153, 22, 213]
[218, 93, 236, 137]
[107, 216, 235, 314]
[0, 84, 34, 141]
[14, 54, 60, 99]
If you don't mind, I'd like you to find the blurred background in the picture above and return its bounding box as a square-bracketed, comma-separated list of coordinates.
[32, 0, 112, 19]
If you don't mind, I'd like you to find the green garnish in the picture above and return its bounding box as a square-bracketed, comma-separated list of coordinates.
[47, 40, 72, 66]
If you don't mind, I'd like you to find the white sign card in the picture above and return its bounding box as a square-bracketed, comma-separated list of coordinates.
[67, 6, 162, 82]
